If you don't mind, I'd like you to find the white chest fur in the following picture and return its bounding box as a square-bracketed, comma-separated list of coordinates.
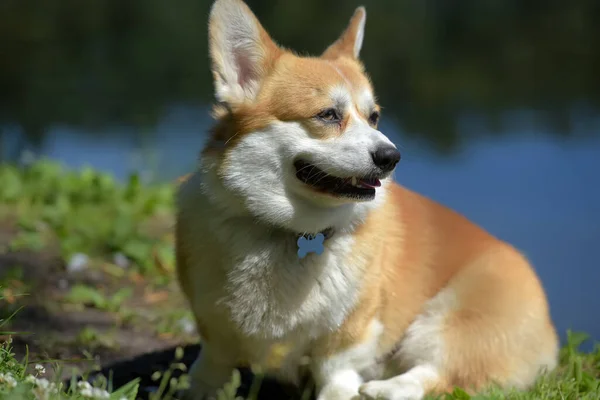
[178, 176, 365, 342]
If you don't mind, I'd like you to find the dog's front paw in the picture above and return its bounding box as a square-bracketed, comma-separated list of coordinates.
[317, 386, 362, 400]
[359, 378, 424, 400]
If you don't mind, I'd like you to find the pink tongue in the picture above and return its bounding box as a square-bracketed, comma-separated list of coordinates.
[359, 178, 381, 188]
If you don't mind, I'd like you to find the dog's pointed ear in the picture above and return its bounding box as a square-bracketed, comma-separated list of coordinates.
[209, 0, 281, 108]
[322, 6, 366, 60]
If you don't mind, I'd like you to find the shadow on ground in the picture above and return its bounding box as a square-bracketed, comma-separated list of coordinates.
[80, 344, 315, 400]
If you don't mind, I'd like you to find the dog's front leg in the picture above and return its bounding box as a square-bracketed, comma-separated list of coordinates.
[185, 343, 238, 400]
[310, 318, 384, 400]
[312, 366, 363, 400]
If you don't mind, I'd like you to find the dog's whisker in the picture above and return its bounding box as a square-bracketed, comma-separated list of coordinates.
[306, 165, 336, 185]
[304, 164, 340, 188]
[224, 130, 242, 146]
[297, 161, 353, 188]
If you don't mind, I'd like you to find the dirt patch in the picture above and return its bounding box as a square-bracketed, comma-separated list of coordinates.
[0, 235, 195, 383]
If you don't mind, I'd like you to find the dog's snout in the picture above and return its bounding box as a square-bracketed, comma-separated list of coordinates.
[371, 146, 401, 172]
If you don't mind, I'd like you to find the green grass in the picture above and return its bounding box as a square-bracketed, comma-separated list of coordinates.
[1, 329, 599, 399]
[0, 336, 141, 400]
[0, 289, 190, 400]
[0, 159, 599, 399]
[0, 160, 175, 279]
[65, 285, 132, 311]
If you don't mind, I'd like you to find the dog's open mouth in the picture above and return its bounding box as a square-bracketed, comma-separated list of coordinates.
[294, 160, 381, 200]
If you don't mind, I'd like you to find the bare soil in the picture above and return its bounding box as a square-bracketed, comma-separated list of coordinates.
[0, 224, 193, 382]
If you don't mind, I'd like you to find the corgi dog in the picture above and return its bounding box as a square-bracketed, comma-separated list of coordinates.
[175, 0, 559, 399]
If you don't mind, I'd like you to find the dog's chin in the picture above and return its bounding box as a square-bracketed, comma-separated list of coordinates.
[293, 159, 387, 203]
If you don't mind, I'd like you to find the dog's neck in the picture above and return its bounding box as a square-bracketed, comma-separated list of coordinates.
[295, 226, 336, 242]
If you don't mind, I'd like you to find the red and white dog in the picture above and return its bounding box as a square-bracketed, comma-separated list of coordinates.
[175, 1, 559, 399]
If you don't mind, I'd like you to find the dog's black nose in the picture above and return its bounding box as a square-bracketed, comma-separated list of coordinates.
[371, 146, 401, 172]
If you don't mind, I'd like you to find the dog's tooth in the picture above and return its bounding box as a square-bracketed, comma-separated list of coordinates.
[351, 177, 357, 186]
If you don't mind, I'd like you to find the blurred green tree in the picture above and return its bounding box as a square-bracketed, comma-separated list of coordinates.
[0, 0, 598, 155]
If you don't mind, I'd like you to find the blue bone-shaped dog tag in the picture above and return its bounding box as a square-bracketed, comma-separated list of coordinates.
[297, 233, 325, 259]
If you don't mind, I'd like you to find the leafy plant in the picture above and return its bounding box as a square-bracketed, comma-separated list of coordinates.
[64, 285, 132, 313]
[0, 159, 175, 277]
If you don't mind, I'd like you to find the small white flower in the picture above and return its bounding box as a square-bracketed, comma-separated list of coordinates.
[80, 386, 110, 399]
[6, 376, 17, 388]
[30, 378, 57, 400]
[93, 387, 110, 399]
[35, 364, 46, 375]
[36, 378, 50, 390]
[77, 380, 92, 391]
[178, 316, 196, 334]
[113, 252, 130, 268]
[25, 375, 37, 384]
[67, 253, 90, 273]
[0, 372, 17, 388]
[0, 372, 17, 389]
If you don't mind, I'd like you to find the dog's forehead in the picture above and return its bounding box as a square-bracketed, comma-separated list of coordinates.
[274, 55, 375, 109]
[327, 59, 376, 111]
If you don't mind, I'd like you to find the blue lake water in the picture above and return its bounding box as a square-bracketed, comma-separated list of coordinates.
[2, 105, 600, 348]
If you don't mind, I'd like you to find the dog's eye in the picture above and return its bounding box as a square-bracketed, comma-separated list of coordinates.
[369, 111, 380, 125]
[317, 108, 341, 123]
